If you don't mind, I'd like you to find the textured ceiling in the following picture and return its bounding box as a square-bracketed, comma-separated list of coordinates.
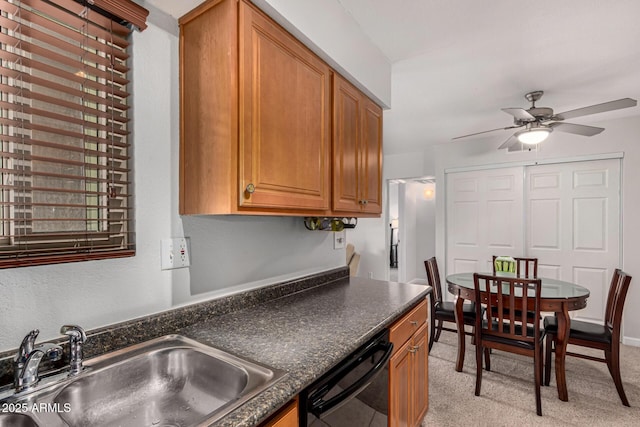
[146, 0, 640, 155]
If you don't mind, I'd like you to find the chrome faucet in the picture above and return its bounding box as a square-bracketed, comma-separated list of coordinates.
[13, 329, 63, 392]
[60, 324, 87, 376]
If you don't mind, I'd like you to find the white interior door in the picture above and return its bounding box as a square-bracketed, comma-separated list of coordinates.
[446, 167, 524, 281]
[525, 158, 621, 323]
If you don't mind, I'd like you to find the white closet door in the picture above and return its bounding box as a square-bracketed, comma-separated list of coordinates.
[446, 167, 524, 281]
[525, 158, 620, 323]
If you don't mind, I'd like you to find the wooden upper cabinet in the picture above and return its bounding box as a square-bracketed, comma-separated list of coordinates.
[361, 97, 383, 213]
[180, 0, 239, 215]
[332, 74, 382, 214]
[238, 2, 331, 211]
[179, 0, 380, 216]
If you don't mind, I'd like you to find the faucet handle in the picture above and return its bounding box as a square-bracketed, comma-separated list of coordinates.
[16, 329, 39, 362]
[60, 325, 86, 343]
[60, 325, 86, 376]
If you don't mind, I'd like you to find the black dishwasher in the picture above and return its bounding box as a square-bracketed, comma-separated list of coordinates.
[299, 329, 393, 425]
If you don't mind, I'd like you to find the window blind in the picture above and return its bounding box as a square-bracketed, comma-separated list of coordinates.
[0, 0, 147, 268]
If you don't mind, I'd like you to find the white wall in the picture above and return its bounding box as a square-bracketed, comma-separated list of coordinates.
[388, 183, 399, 222]
[175, 216, 342, 305]
[395, 181, 436, 283]
[433, 115, 640, 344]
[398, 183, 418, 282]
[348, 151, 435, 282]
[414, 183, 436, 280]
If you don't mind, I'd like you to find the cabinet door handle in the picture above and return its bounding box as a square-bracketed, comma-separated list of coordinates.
[245, 183, 255, 194]
[409, 320, 418, 326]
[408, 347, 417, 354]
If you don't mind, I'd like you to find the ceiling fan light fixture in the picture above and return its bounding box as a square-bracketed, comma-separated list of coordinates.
[516, 126, 552, 145]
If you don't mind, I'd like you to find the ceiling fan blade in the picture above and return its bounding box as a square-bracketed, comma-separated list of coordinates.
[555, 98, 637, 120]
[497, 134, 519, 150]
[501, 108, 535, 121]
[549, 122, 604, 136]
[452, 125, 522, 140]
[507, 141, 527, 152]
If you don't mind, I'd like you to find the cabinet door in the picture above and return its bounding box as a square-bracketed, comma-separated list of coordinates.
[411, 323, 429, 426]
[260, 399, 298, 427]
[332, 74, 361, 212]
[332, 75, 383, 214]
[239, 1, 331, 211]
[389, 339, 412, 427]
[446, 167, 525, 277]
[360, 97, 383, 214]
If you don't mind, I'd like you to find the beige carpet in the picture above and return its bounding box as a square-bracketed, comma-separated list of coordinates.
[423, 331, 640, 426]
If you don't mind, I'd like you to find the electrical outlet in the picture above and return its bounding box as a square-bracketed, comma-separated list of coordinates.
[161, 237, 191, 270]
[333, 231, 345, 250]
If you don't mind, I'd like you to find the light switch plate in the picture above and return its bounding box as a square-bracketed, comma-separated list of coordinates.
[161, 237, 191, 270]
[333, 231, 346, 250]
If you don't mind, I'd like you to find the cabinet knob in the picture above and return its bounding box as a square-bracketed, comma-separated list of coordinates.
[245, 183, 255, 194]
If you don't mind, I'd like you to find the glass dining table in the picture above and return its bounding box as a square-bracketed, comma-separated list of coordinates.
[446, 272, 590, 402]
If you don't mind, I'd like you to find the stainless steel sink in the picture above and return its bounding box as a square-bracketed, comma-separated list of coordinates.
[0, 335, 285, 427]
[0, 413, 39, 427]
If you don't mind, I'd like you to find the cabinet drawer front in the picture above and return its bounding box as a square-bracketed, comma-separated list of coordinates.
[389, 299, 427, 350]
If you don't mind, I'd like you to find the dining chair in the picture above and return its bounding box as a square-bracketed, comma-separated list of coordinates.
[492, 256, 538, 277]
[543, 268, 632, 406]
[473, 273, 544, 416]
[492, 256, 539, 322]
[425, 257, 478, 352]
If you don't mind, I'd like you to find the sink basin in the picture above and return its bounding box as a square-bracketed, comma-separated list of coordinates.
[0, 413, 39, 427]
[0, 335, 285, 427]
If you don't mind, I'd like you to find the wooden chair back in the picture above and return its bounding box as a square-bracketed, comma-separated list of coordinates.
[425, 257, 442, 304]
[492, 256, 538, 277]
[474, 273, 544, 415]
[473, 273, 542, 345]
[604, 269, 632, 337]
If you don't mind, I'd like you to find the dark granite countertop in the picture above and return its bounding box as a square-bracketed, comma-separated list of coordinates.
[0, 269, 430, 427]
[179, 276, 431, 427]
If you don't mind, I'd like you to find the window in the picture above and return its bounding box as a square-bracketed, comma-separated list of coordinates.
[0, 0, 147, 268]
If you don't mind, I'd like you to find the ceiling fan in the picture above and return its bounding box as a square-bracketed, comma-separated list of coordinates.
[452, 91, 637, 151]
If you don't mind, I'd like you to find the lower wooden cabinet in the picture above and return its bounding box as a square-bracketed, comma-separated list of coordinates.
[389, 300, 429, 427]
[259, 399, 298, 427]
[260, 299, 428, 427]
